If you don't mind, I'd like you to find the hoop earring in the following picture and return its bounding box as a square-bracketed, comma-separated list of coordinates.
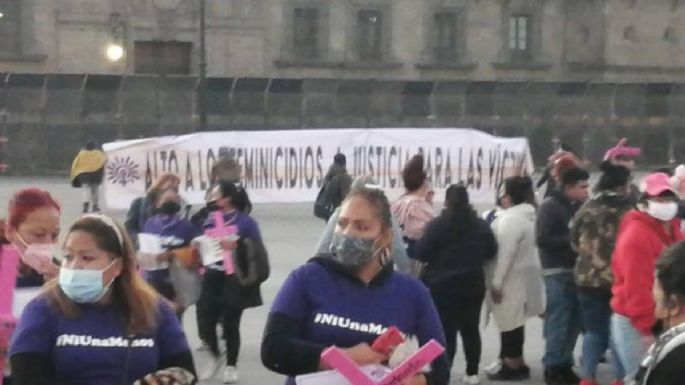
[379, 247, 391, 266]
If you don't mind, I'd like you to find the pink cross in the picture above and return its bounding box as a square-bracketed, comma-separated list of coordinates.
[204, 211, 238, 275]
[321, 339, 445, 385]
[0, 245, 20, 385]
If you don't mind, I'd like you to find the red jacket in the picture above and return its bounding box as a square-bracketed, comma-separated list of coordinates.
[611, 210, 683, 335]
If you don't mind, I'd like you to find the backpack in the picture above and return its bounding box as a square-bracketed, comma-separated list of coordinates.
[234, 238, 270, 286]
[314, 180, 335, 220]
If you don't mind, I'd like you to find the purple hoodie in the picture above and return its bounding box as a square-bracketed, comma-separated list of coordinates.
[268, 257, 450, 385]
[142, 214, 200, 249]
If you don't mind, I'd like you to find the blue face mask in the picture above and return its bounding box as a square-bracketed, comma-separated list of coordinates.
[59, 260, 118, 304]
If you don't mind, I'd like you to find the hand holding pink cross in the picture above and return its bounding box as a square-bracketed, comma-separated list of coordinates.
[204, 211, 238, 275]
[321, 339, 445, 385]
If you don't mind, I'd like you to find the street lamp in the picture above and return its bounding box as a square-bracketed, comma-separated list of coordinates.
[106, 43, 125, 62]
[198, 0, 208, 131]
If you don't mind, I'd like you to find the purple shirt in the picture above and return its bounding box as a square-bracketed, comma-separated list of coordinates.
[202, 210, 261, 271]
[10, 296, 190, 385]
[143, 214, 200, 249]
[270, 259, 447, 385]
[202, 210, 262, 242]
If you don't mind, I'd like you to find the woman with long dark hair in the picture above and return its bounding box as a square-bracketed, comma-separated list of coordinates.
[485, 176, 543, 381]
[196, 181, 266, 383]
[415, 184, 497, 385]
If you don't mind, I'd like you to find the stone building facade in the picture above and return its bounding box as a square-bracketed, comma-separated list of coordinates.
[1, 0, 685, 173]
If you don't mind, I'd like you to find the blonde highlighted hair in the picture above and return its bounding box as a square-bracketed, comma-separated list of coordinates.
[146, 173, 181, 196]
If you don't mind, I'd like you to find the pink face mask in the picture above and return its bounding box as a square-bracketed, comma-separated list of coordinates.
[15, 234, 58, 276]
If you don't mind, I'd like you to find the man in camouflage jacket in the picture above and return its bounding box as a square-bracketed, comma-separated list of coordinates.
[570, 163, 634, 385]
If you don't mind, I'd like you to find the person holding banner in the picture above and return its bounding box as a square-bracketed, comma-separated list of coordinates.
[261, 186, 450, 385]
[391, 155, 434, 273]
[9, 214, 196, 385]
[415, 184, 497, 385]
[197, 181, 265, 383]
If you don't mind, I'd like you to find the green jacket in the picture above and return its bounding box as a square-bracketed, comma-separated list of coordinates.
[571, 192, 634, 290]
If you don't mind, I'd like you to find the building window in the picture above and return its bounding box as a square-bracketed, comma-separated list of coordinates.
[293, 8, 319, 60]
[433, 12, 458, 62]
[357, 10, 383, 61]
[509, 14, 531, 58]
[0, 0, 21, 53]
[134, 41, 192, 75]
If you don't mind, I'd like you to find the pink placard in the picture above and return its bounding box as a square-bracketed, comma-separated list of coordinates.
[321, 339, 445, 385]
[0, 245, 20, 385]
[0, 245, 19, 315]
[321, 347, 375, 385]
[204, 211, 238, 275]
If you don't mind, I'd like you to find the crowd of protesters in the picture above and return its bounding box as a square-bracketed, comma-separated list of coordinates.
[3, 138, 685, 385]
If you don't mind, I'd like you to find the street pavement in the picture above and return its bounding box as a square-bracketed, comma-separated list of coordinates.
[0, 177, 617, 385]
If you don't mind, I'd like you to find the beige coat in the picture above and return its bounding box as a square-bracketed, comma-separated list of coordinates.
[485, 203, 545, 332]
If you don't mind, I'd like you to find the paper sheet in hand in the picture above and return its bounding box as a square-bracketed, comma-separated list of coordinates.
[194, 236, 224, 266]
[138, 233, 164, 254]
[12, 287, 42, 318]
[295, 365, 390, 385]
[137, 234, 169, 271]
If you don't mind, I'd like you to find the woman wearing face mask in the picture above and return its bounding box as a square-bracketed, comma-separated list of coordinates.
[610, 172, 683, 382]
[316, 175, 411, 274]
[9, 214, 196, 385]
[4, 189, 61, 314]
[633, 241, 685, 385]
[197, 181, 264, 384]
[139, 188, 200, 314]
[261, 187, 450, 385]
[414, 184, 497, 385]
[125, 173, 181, 245]
[1, 189, 61, 385]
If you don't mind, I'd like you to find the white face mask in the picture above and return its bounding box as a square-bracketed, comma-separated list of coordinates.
[646, 201, 679, 222]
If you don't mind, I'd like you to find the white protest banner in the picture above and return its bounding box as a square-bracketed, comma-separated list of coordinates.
[103, 128, 533, 209]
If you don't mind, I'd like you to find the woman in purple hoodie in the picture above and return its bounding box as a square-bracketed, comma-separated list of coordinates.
[261, 186, 450, 385]
[140, 188, 200, 314]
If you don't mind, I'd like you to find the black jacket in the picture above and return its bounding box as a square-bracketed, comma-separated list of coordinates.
[537, 189, 581, 270]
[223, 237, 270, 309]
[415, 214, 497, 286]
[636, 324, 685, 385]
[323, 164, 352, 209]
